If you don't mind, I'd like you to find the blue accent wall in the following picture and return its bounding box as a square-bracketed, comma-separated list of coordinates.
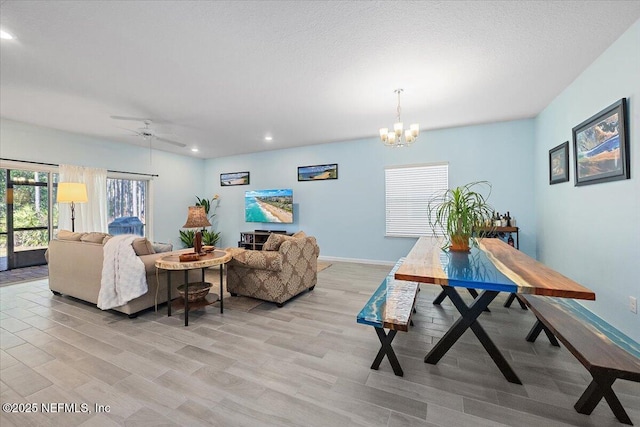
[534, 19, 640, 342]
[205, 119, 536, 263]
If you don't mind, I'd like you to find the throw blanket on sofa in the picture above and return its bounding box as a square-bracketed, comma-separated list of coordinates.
[98, 234, 147, 310]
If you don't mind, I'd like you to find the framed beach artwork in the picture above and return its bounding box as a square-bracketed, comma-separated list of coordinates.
[220, 171, 250, 186]
[549, 141, 569, 185]
[297, 163, 338, 181]
[572, 98, 629, 186]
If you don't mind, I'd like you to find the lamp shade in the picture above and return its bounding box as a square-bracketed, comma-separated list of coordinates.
[183, 206, 211, 228]
[57, 182, 88, 203]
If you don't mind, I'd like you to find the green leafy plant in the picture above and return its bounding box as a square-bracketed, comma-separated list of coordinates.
[195, 195, 219, 221]
[179, 229, 195, 248]
[180, 195, 221, 248]
[427, 181, 494, 252]
[201, 229, 220, 246]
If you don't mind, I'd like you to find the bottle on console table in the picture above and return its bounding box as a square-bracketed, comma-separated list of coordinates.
[508, 233, 515, 247]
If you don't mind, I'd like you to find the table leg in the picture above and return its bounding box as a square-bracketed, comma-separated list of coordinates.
[504, 293, 528, 309]
[433, 288, 490, 312]
[167, 270, 172, 317]
[425, 286, 522, 384]
[220, 264, 224, 313]
[184, 270, 189, 327]
[575, 374, 631, 425]
[525, 319, 559, 347]
[371, 327, 403, 376]
[433, 290, 447, 305]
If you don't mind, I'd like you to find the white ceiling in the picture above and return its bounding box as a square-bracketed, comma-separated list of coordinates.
[1, 1, 639, 159]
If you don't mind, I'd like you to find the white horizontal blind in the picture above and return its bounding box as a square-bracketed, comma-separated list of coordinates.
[385, 163, 448, 237]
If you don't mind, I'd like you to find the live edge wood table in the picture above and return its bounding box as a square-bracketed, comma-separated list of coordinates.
[155, 250, 231, 326]
[394, 236, 595, 385]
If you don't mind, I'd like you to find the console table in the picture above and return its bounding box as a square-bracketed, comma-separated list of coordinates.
[155, 250, 231, 326]
[475, 226, 519, 249]
[238, 230, 293, 250]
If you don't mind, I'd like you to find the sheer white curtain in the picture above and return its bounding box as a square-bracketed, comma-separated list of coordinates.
[59, 164, 108, 233]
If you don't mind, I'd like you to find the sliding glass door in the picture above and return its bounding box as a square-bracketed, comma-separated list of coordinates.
[0, 168, 57, 270]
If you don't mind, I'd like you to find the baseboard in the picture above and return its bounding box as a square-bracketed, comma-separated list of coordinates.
[317, 255, 395, 266]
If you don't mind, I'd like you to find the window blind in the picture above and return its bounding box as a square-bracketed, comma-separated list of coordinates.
[385, 162, 448, 237]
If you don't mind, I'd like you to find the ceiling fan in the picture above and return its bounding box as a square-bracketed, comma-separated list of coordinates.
[110, 116, 186, 147]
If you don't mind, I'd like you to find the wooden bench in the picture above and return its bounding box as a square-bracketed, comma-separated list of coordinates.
[518, 294, 640, 425]
[357, 258, 419, 376]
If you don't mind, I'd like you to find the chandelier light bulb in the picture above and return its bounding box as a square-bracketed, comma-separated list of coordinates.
[379, 128, 388, 142]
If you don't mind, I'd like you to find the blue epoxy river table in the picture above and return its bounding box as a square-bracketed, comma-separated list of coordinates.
[394, 236, 595, 384]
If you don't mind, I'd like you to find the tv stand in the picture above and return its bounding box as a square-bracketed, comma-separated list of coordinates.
[238, 230, 293, 250]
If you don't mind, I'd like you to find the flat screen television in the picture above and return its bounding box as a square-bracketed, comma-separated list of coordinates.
[245, 189, 293, 223]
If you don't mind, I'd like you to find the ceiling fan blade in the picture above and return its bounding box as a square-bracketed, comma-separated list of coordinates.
[115, 125, 141, 135]
[156, 136, 186, 147]
[110, 115, 154, 122]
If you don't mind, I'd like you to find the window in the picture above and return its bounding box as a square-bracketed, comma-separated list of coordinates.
[385, 163, 448, 237]
[106, 177, 148, 236]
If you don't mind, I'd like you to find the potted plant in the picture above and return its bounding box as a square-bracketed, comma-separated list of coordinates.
[427, 181, 494, 252]
[180, 195, 221, 248]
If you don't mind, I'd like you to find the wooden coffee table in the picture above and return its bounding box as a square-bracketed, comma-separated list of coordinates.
[155, 249, 231, 326]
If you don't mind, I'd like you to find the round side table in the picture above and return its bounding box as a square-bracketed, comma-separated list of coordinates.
[155, 249, 231, 326]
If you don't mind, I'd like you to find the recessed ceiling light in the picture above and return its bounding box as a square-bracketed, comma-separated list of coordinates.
[265, 136, 273, 141]
[0, 30, 15, 40]
[191, 148, 199, 152]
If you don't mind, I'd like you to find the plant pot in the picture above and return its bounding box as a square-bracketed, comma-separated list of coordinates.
[449, 234, 470, 252]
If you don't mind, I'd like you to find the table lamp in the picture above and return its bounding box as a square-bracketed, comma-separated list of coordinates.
[57, 182, 88, 232]
[183, 206, 211, 255]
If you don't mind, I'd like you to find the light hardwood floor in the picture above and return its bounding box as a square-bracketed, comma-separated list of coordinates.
[1, 261, 638, 426]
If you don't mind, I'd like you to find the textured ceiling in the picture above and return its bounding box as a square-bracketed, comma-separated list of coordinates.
[1, 1, 639, 158]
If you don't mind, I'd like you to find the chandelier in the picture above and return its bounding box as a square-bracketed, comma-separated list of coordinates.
[379, 89, 419, 147]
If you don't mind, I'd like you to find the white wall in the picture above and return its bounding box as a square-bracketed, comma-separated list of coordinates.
[534, 20, 640, 341]
[206, 118, 536, 263]
[0, 119, 205, 246]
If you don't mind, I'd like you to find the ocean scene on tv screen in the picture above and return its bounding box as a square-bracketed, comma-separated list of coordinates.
[245, 189, 293, 223]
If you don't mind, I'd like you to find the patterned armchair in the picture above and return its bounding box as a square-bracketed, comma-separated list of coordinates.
[226, 233, 320, 306]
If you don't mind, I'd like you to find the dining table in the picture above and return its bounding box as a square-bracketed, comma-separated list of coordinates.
[394, 236, 595, 384]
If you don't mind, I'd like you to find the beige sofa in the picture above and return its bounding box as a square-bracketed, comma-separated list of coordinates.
[226, 232, 320, 306]
[47, 231, 200, 317]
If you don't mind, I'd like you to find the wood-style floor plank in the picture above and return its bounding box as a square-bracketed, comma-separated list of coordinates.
[0, 265, 638, 426]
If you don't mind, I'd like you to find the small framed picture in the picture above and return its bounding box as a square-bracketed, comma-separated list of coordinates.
[220, 171, 250, 186]
[572, 98, 629, 186]
[549, 141, 569, 185]
[297, 164, 338, 181]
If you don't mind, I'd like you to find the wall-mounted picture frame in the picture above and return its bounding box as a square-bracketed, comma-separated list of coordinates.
[549, 141, 569, 185]
[572, 98, 629, 186]
[297, 163, 338, 181]
[220, 171, 250, 186]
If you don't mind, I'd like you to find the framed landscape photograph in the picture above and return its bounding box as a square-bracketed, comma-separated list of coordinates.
[298, 163, 338, 181]
[572, 98, 629, 186]
[220, 171, 250, 186]
[549, 141, 569, 184]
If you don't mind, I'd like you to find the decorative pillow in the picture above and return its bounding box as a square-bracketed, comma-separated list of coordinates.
[102, 235, 112, 244]
[81, 232, 110, 244]
[262, 233, 288, 251]
[292, 230, 307, 238]
[57, 230, 85, 241]
[132, 238, 156, 256]
[152, 242, 173, 253]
